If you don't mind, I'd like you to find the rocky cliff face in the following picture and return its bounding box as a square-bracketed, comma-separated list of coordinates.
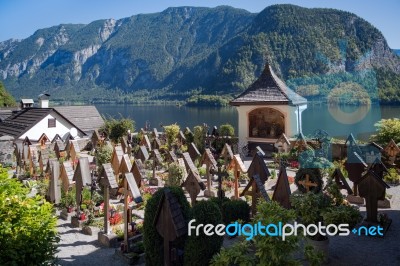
[0, 5, 399, 102]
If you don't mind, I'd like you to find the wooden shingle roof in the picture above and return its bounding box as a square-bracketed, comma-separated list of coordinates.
[230, 64, 307, 106]
[54, 106, 104, 132]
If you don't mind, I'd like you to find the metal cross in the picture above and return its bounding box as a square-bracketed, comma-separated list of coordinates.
[298, 174, 318, 192]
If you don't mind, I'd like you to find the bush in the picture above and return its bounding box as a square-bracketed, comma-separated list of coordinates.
[219, 124, 235, 137]
[164, 123, 180, 148]
[167, 163, 185, 186]
[384, 168, 400, 184]
[100, 117, 135, 143]
[184, 201, 224, 266]
[221, 199, 250, 224]
[143, 187, 190, 266]
[322, 205, 362, 229]
[95, 144, 113, 169]
[193, 125, 206, 153]
[370, 118, 400, 144]
[0, 165, 59, 265]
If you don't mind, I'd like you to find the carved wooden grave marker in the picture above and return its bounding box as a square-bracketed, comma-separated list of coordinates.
[275, 133, 291, 153]
[152, 137, 162, 151]
[345, 151, 367, 204]
[154, 188, 187, 266]
[182, 152, 206, 204]
[39, 147, 51, 174]
[118, 154, 132, 182]
[188, 142, 201, 163]
[201, 148, 217, 197]
[48, 160, 61, 204]
[166, 150, 178, 165]
[150, 149, 163, 186]
[131, 159, 145, 188]
[210, 162, 229, 200]
[178, 131, 186, 146]
[140, 134, 152, 151]
[228, 154, 246, 199]
[221, 143, 234, 168]
[358, 170, 390, 224]
[60, 161, 74, 193]
[384, 139, 400, 165]
[68, 140, 81, 164]
[272, 164, 291, 209]
[28, 144, 40, 176]
[327, 168, 353, 195]
[99, 163, 118, 235]
[298, 173, 318, 193]
[54, 139, 66, 159]
[137, 145, 149, 162]
[123, 172, 143, 251]
[241, 148, 270, 216]
[72, 157, 91, 216]
[111, 145, 124, 176]
[91, 129, 103, 149]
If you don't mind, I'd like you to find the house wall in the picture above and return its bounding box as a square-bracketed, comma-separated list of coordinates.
[19, 113, 84, 141]
[235, 104, 307, 146]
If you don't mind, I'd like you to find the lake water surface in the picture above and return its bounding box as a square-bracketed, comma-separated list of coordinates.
[95, 104, 400, 140]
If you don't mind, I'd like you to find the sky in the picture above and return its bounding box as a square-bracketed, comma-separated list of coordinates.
[0, 0, 399, 48]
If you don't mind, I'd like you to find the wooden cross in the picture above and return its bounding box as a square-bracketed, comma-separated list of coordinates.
[201, 148, 217, 197]
[228, 154, 246, 199]
[298, 174, 318, 192]
[210, 162, 229, 199]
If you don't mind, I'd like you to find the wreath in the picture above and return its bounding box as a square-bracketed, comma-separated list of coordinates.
[295, 168, 323, 193]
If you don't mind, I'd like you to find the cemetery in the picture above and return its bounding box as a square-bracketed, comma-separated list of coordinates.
[0, 65, 399, 266]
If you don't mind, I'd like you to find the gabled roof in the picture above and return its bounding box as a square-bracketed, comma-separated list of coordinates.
[54, 105, 104, 132]
[0, 108, 85, 139]
[230, 64, 307, 106]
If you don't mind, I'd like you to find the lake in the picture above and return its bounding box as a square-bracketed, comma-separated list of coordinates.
[95, 104, 400, 140]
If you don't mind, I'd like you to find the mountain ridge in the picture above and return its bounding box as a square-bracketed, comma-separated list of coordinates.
[1, 4, 399, 104]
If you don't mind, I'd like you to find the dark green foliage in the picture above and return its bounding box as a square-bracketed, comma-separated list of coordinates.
[209, 196, 230, 211]
[221, 199, 250, 224]
[370, 118, 400, 144]
[0, 82, 16, 107]
[143, 187, 190, 266]
[1, 5, 399, 104]
[0, 165, 59, 265]
[184, 200, 224, 266]
[219, 124, 235, 137]
[100, 117, 135, 143]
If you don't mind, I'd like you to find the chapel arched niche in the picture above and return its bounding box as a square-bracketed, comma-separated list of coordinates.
[248, 108, 285, 139]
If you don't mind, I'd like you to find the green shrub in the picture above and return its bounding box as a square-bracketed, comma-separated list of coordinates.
[219, 124, 234, 137]
[384, 168, 400, 184]
[0, 165, 59, 265]
[370, 118, 400, 144]
[184, 201, 224, 266]
[209, 196, 230, 211]
[143, 187, 190, 266]
[322, 205, 362, 229]
[100, 117, 135, 143]
[164, 123, 180, 148]
[167, 162, 186, 186]
[221, 199, 250, 224]
[193, 125, 206, 153]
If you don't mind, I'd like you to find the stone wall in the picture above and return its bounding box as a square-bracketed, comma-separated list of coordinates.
[0, 135, 15, 166]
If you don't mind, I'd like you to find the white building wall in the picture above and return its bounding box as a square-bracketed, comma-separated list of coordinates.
[235, 104, 307, 146]
[19, 113, 84, 141]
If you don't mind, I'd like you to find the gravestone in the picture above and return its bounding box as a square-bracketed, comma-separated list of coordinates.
[72, 157, 92, 218]
[201, 148, 217, 197]
[182, 152, 206, 204]
[48, 160, 61, 204]
[38, 133, 50, 149]
[39, 147, 50, 174]
[384, 139, 400, 165]
[28, 144, 40, 176]
[275, 133, 291, 153]
[137, 145, 149, 162]
[227, 154, 246, 199]
[178, 131, 186, 146]
[272, 164, 291, 209]
[68, 140, 81, 164]
[60, 161, 74, 193]
[358, 170, 390, 227]
[241, 174, 270, 217]
[166, 150, 178, 164]
[154, 188, 187, 266]
[188, 142, 201, 163]
[111, 145, 124, 176]
[221, 143, 234, 168]
[98, 163, 119, 246]
[54, 139, 66, 159]
[91, 129, 103, 149]
[152, 137, 162, 151]
[131, 159, 145, 188]
[152, 128, 159, 139]
[150, 149, 163, 186]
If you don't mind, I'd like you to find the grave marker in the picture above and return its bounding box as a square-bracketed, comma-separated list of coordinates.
[72, 157, 91, 216]
[154, 188, 187, 266]
[275, 133, 291, 153]
[221, 143, 234, 168]
[182, 152, 206, 204]
[118, 154, 132, 181]
[131, 159, 145, 188]
[228, 154, 247, 199]
[137, 145, 149, 162]
[201, 148, 217, 197]
[247, 147, 270, 183]
[48, 160, 61, 204]
[140, 134, 152, 151]
[384, 139, 400, 165]
[272, 164, 291, 209]
[241, 174, 270, 216]
[150, 149, 163, 186]
[188, 142, 201, 163]
[54, 139, 66, 159]
[166, 150, 178, 164]
[60, 161, 74, 193]
[327, 168, 353, 195]
[111, 145, 124, 175]
[345, 151, 367, 202]
[210, 162, 229, 200]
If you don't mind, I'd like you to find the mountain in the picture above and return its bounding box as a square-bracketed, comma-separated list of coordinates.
[1, 4, 399, 104]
